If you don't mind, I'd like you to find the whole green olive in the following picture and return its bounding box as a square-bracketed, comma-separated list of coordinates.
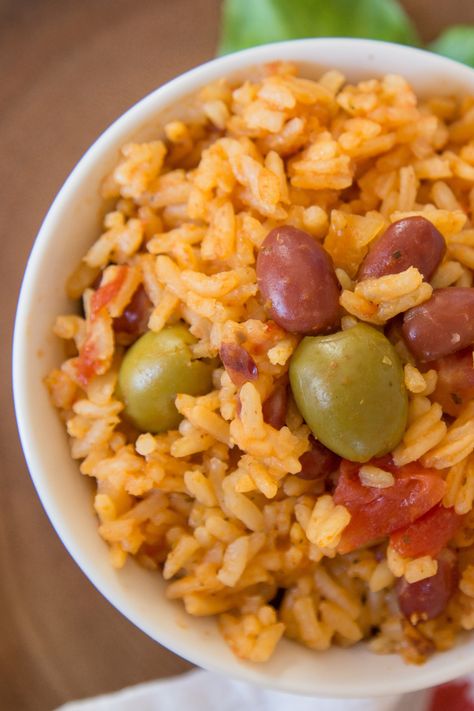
[289, 323, 408, 462]
[117, 324, 214, 433]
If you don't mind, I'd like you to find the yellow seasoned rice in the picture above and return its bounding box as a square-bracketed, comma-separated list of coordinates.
[46, 63, 474, 665]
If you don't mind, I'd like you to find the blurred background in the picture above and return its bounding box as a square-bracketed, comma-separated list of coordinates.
[2, 1, 474, 709]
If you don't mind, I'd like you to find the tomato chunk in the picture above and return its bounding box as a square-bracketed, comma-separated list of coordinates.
[90, 265, 128, 320]
[390, 504, 463, 559]
[75, 340, 99, 386]
[76, 266, 129, 386]
[262, 376, 288, 430]
[334, 457, 446, 554]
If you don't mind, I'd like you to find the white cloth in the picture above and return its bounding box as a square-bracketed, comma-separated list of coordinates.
[57, 669, 429, 711]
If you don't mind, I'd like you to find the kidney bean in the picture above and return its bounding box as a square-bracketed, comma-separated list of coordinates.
[91, 271, 104, 290]
[397, 549, 458, 622]
[220, 342, 258, 387]
[256, 226, 340, 334]
[358, 217, 446, 281]
[269, 587, 286, 610]
[228, 445, 244, 470]
[113, 285, 152, 338]
[432, 348, 474, 416]
[262, 377, 288, 429]
[297, 436, 340, 480]
[402, 288, 474, 362]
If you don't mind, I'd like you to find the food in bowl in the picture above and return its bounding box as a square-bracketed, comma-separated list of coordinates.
[45, 61, 474, 665]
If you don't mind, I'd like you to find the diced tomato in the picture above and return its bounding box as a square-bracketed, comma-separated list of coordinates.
[76, 266, 129, 386]
[90, 265, 128, 321]
[75, 340, 99, 386]
[428, 680, 474, 711]
[390, 504, 463, 558]
[334, 457, 446, 554]
[432, 348, 474, 417]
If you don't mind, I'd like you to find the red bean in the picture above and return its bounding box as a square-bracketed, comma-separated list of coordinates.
[256, 226, 340, 334]
[432, 349, 474, 416]
[262, 377, 288, 429]
[297, 436, 340, 480]
[402, 288, 474, 362]
[397, 549, 458, 622]
[228, 445, 244, 469]
[91, 271, 104, 290]
[113, 286, 152, 338]
[358, 217, 446, 281]
[220, 342, 258, 387]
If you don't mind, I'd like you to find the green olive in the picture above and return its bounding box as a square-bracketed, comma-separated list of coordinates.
[289, 323, 408, 462]
[117, 324, 214, 433]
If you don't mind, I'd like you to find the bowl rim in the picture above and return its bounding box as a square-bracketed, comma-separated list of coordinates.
[13, 37, 474, 697]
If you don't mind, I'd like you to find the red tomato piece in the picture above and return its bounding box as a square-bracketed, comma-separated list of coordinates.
[334, 457, 446, 554]
[428, 680, 474, 711]
[75, 341, 99, 387]
[390, 504, 463, 558]
[90, 265, 128, 321]
[76, 266, 129, 385]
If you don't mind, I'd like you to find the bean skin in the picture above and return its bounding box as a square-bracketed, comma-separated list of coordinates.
[397, 549, 458, 622]
[262, 377, 288, 429]
[113, 285, 152, 338]
[256, 226, 340, 334]
[432, 349, 474, 416]
[297, 436, 340, 480]
[402, 288, 474, 362]
[219, 342, 258, 387]
[358, 217, 446, 281]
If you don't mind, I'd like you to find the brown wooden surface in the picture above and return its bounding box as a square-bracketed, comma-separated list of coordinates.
[2, 1, 474, 710]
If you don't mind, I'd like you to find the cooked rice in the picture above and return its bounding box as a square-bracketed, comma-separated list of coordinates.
[46, 63, 474, 665]
[359, 465, 395, 489]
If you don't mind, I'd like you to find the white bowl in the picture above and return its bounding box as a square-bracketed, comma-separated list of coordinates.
[13, 38, 474, 697]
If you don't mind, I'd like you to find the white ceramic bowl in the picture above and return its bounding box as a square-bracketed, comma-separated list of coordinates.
[13, 38, 474, 697]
